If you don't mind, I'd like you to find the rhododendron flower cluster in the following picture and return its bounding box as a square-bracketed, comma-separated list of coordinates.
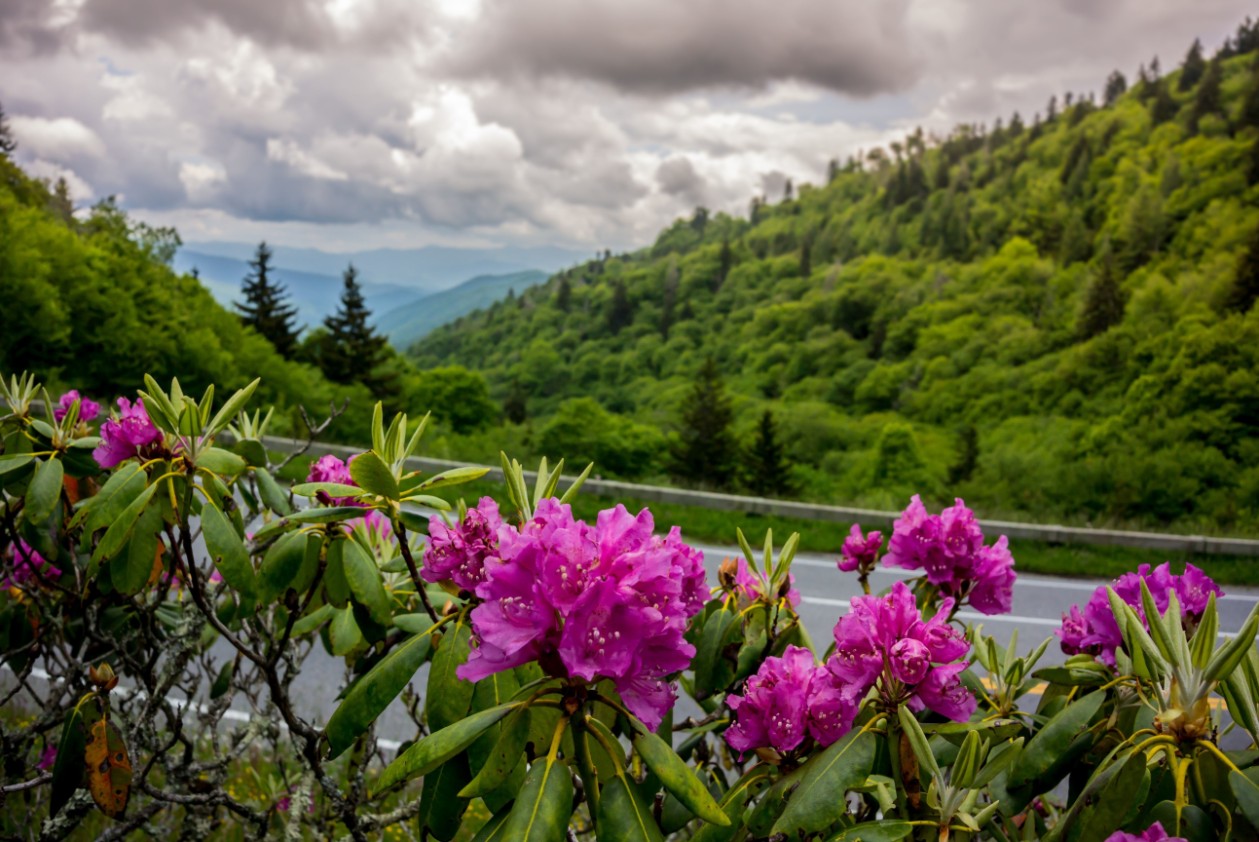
[423, 497, 506, 593]
[882, 496, 1016, 615]
[828, 581, 976, 721]
[1057, 563, 1223, 666]
[722, 556, 800, 608]
[458, 500, 706, 729]
[725, 645, 859, 756]
[1105, 822, 1184, 842]
[54, 390, 100, 424]
[307, 454, 361, 506]
[4, 540, 62, 589]
[92, 397, 162, 469]
[838, 524, 882, 574]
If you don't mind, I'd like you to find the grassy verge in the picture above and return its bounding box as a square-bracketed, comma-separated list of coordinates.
[276, 456, 1259, 588]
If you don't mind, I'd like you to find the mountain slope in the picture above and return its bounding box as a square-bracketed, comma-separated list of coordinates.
[412, 30, 1259, 533]
[173, 250, 422, 331]
[377, 269, 548, 349]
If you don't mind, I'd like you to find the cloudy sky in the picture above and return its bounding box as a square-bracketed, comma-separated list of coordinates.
[0, 0, 1251, 253]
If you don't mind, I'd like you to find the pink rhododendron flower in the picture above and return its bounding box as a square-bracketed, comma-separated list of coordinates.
[1105, 822, 1184, 841]
[1056, 563, 1223, 666]
[423, 497, 506, 592]
[92, 397, 163, 469]
[38, 745, 57, 771]
[54, 390, 100, 424]
[729, 556, 800, 608]
[838, 524, 882, 573]
[4, 540, 62, 589]
[459, 500, 706, 730]
[306, 454, 361, 506]
[725, 645, 859, 755]
[827, 581, 975, 721]
[882, 496, 1015, 616]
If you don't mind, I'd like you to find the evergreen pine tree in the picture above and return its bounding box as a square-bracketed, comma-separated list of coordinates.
[744, 410, 793, 497]
[1188, 59, 1225, 133]
[1078, 250, 1126, 339]
[1241, 61, 1259, 130]
[669, 357, 737, 489]
[1150, 77, 1179, 124]
[1103, 70, 1128, 106]
[1179, 38, 1206, 91]
[555, 275, 572, 311]
[606, 279, 633, 334]
[320, 264, 398, 402]
[0, 101, 16, 157]
[237, 242, 299, 359]
[1225, 223, 1259, 314]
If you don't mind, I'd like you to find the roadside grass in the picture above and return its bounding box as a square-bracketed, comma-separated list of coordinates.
[276, 456, 1259, 588]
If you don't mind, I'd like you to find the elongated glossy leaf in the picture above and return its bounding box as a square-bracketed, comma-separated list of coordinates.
[201, 501, 255, 597]
[253, 468, 292, 515]
[258, 530, 309, 604]
[326, 627, 434, 758]
[631, 722, 730, 826]
[375, 703, 518, 792]
[50, 696, 92, 817]
[1232, 769, 1259, 830]
[826, 820, 914, 841]
[428, 616, 474, 731]
[290, 481, 363, 498]
[771, 727, 876, 836]
[1064, 750, 1149, 842]
[418, 755, 471, 842]
[498, 755, 575, 842]
[329, 605, 362, 655]
[1008, 690, 1104, 787]
[341, 538, 392, 625]
[232, 438, 268, 469]
[206, 378, 259, 435]
[690, 768, 772, 842]
[598, 773, 664, 842]
[461, 707, 531, 798]
[324, 539, 349, 606]
[114, 503, 162, 596]
[412, 466, 492, 493]
[349, 450, 399, 499]
[196, 447, 246, 478]
[292, 604, 335, 636]
[76, 462, 145, 532]
[24, 456, 63, 525]
[93, 481, 159, 562]
[471, 805, 513, 842]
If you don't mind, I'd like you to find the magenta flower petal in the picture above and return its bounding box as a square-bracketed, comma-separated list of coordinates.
[915, 662, 976, 721]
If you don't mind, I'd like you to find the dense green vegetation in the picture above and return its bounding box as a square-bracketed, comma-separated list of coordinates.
[414, 27, 1259, 536]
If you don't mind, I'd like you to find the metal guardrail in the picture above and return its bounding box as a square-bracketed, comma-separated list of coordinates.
[275, 435, 1259, 558]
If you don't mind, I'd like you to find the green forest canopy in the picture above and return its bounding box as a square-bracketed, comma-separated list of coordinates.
[412, 24, 1259, 535]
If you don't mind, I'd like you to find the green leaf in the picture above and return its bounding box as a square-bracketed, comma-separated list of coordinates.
[471, 804, 513, 842]
[24, 456, 63, 525]
[114, 503, 162, 595]
[93, 481, 159, 562]
[1233, 769, 1259, 831]
[411, 466, 492, 493]
[341, 537, 392, 625]
[1008, 690, 1104, 788]
[630, 721, 730, 827]
[690, 768, 772, 842]
[50, 695, 92, 817]
[461, 706, 531, 798]
[771, 726, 876, 836]
[825, 820, 914, 841]
[323, 539, 350, 606]
[1032, 665, 1111, 687]
[897, 708, 940, 778]
[417, 756, 471, 842]
[375, 703, 519, 792]
[1190, 593, 1219, 670]
[497, 754, 575, 842]
[291, 604, 335, 636]
[598, 773, 664, 842]
[210, 660, 234, 700]
[287, 506, 365, 523]
[1204, 605, 1259, 685]
[428, 616, 474, 731]
[1059, 750, 1149, 842]
[201, 502, 255, 597]
[258, 530, 310, 604]
[206, 378, 259, 435]
[291, 482, 363, 498]
[349, 450, 399, 499]
[195, 447, 246, 478]
[329, 605, 362, 655]
[232, 438, 268, 469]
[326, 627, 435, 758]
[252, 468, 291, 515]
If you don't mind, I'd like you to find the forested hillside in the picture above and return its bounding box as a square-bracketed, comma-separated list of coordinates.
[0, 157, 392, 437]
[413, 25, 1259, 534]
